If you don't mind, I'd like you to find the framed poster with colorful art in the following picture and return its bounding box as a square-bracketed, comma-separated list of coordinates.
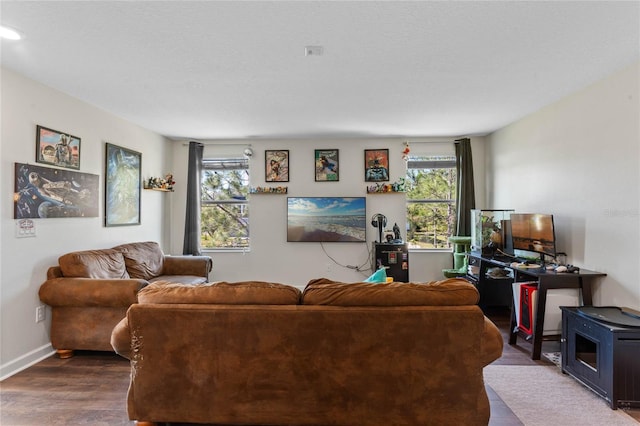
[105, 143, 141, 226]
[315, 149, 339, 181]
[364, 149, 389, 182]
[14, 162, 99, 218]
[265, 150, 289, 182]
[35, 125, 81, 170]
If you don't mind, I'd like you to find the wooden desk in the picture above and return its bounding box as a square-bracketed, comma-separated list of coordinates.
[466, 253, 606, 360]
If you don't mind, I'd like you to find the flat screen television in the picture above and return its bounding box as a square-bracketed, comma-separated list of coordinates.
[287, 197, 367, 242]
[509, 213, 557, 261]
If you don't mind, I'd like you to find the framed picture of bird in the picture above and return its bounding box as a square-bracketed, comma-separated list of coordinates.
[315, 149, 339, 181]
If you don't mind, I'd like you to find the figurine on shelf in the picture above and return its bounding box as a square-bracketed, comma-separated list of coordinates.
[164, 173, 175, 191]
[145, 173, 175, 191]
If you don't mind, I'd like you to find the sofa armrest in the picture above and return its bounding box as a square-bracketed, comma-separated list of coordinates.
[480, 316, 504, 366]
[39, 278, 147, 308]
[162, 255, 212, 278]
[47, 266, 63, 280]
[111, 316, 132, 359]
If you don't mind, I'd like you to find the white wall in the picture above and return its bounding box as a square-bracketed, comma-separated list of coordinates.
[486, 61, 640, 308]
[0, 68, 170, 379]
[0, 67, 482, 379]
[169, 137, 485, 287]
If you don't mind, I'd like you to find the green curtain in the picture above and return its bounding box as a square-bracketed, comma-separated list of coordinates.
[183, 141, 204, 255]
[455, 138, 475, 236]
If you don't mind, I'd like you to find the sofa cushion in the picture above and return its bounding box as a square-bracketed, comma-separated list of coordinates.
[112, 241, 164, 280]
[58, 249, 130, 279]
[149, 275, 209, 285]
[302, 277, 479, 306]
[138, 281, 302, 305]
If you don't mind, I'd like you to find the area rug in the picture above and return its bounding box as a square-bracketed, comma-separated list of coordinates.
[484, 364, 639, 425]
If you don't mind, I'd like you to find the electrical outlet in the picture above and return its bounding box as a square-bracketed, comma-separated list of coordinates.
[36, 305, 45, 323]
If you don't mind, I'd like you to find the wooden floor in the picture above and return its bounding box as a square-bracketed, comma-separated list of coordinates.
[1, 308, 638, 425]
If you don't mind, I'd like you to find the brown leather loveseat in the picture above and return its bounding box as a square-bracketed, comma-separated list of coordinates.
[39, 241, 212, 358]
[111, 277, 503, 426]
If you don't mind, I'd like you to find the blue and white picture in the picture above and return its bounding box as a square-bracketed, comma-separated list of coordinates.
[287, 197, 366, 242]
[105, 143, 141, 226]
[14, 163, 99, 218]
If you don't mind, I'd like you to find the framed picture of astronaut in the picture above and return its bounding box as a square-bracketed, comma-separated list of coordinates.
[14, 162, 99, 219]
[364, 149, 389, 182]
[315, 149, 339, 182]
[35, 125, 81, 170]
[105, 143, 141, 227]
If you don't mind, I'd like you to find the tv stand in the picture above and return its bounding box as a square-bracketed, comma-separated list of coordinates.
[465, 252, 606, 359]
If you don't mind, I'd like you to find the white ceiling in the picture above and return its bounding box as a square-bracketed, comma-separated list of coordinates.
[1, 1, 639, 140]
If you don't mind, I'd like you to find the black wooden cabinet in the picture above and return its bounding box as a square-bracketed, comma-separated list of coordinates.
[561, 306, 640, 409]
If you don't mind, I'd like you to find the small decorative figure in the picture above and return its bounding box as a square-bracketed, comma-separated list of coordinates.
[402, 142, 411, 161]
[393, 222, 401, 241]
[164, 173, 175, 191]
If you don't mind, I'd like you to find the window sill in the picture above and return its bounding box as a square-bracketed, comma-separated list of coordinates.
[408, 248, 453, 254]
[201, 248, 251, 254]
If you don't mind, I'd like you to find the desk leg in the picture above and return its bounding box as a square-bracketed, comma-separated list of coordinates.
[531, 280, 549, 360]
[509, 294, 518, 345]
[581, 277, 593, 306]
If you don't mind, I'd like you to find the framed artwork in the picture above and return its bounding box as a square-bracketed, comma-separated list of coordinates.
[315, 149, 339, 181]
[364, 149, 390, 182]
[14, 162, 99, 218]
[105, 143, 141, 226]
[265, 150, 289, 182]
[35, 125, 81, 170]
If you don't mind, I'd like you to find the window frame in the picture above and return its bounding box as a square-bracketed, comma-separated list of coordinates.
[200, 157, 250, 251]
[406, 154, 457, 251]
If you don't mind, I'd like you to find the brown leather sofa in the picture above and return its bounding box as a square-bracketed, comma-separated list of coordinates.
[111, 278, 503, 426]
[39, 241, 212, 358]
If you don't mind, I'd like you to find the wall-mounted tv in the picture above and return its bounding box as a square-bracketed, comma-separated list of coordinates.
[510, 213, 557, 260]
[287, 197, 367, 242]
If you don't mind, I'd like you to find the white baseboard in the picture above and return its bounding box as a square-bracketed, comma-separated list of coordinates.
[0, 343, 55, 381]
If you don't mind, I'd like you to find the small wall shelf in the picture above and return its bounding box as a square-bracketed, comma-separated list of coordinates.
[250, 186, 288, 194]
[366, 178, 407, 193]
[145, 188, 174, 192]
[366, 188, 405, 194]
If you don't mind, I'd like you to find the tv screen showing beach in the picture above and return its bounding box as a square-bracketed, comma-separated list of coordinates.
[287, 197, 367, 242]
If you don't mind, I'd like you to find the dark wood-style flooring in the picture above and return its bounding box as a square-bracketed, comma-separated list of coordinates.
[1, 308, 638, 425]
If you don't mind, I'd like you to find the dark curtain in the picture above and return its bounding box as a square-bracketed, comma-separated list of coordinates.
[455, 138, 475, 236]
[183, 141, 204, 255]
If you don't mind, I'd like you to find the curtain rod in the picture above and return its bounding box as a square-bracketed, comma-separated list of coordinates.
[406, 139, 468, 144]
[406, 141, 453, 144]
[181, 142, 252, 147]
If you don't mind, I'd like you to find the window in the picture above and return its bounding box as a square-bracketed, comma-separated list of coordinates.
[406, 155, 457, 249]
[200, 158, 249, 249]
